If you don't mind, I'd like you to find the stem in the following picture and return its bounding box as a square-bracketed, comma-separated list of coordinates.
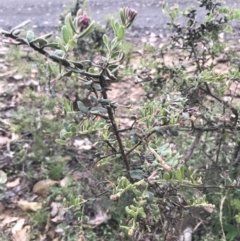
[2, 31, 99, 78]
[99, 74, 130, 174]
[183, 130, 202, 163]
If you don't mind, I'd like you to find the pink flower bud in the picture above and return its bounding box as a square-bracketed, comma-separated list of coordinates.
[77, 14, 91, 32]
[127, 8, 138, 22]
[123, 7, 138, 28]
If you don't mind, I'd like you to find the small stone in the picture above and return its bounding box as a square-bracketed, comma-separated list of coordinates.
[13, 74, 23, 80]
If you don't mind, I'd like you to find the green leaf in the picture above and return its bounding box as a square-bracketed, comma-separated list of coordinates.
[106, 68, 117, 80]
[92, 84, 102, 91]
[42, 43, 59, 49]
[125, 206, 136, 218]
[61, 25, 70, 44]
[174, 169, 183, 181]
[111, 18, 118, 36]
[56, 36, 67, 52]
[165, 153, 180, 167]
[180, 166, 185, 180]
[69, 123, 77, 133]
[30, 37, 48, 47]
[158, 144, 171, 157]
[63, 132, 72, 139]
[111, 51, 120, 59]
[64, 12, 74, 37]
[103, 34, 109, 48]
[69, 60, 84, 69]
[0, 171, 7, 184]
[60, 129, 67, 139]
[63, 98, 72, 112]
[113, 20, 120, 37]
[49, 54, 73, 68]
[26, 30, 34, 42]
[115, 21, 120, 31]
[82, 80, 93, 88]
[55, 139, 66, 145]
[130, 169, 143, 180]
[63, 121, 70, 131]
[120, 8, 126, 26]
[77, 101, 89, 114]
[53, 49, 64, 58]
[90, 95, 99, 105]
[163, 172, 171, 180]
[110, 37, 119, 51]
[12, 29, 22, 36]
[145, 191, 154, 203]
[169, 128, 178, 136]
[187, 167, 192, 181]
[120, 226, 131, 233]
[118, 176, 130, 189]
[88, 67, 97, 74]
[90, 106, 108, 114]
[98, 99, 113, 105]
[225, 224, 238, 240]
[60, 129, 72, 139]
[131, 134, 139, 144]
[154, 126, 162, 133]
[39, 32, 53, 39]
[117, 25, 125, 41]
[137, 207, 147, 218]
[68, 39, 77, 47]
[10, 20, 31, 33]
[108, 64, 119, 73]
[69, 17, 77, 34]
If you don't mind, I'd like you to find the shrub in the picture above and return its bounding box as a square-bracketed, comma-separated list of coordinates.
[1, 0, 240, 240]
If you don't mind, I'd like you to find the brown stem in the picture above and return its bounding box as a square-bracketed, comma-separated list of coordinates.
[99, 75, 130, 174]
[126, 130, 156, 156]
[183, 130, 202, 162]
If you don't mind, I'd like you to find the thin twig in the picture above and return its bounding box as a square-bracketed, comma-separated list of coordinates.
[183, 131, 202, 162]
[91, 152, 121, 168]
[2, 31, 99, 78]
[200, 84, 238, 126]
[126, 130, 156, 156]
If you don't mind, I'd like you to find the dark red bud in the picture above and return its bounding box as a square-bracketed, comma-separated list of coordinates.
[77, 14, 91, 32]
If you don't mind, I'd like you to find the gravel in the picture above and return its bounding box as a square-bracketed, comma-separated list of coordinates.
[1, 0, 240, 40]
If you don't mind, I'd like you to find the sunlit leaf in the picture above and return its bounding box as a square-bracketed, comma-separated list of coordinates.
[61, 25, 70, 44]
[64, 12, 74, 37]
[117, 25, 125, 40]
